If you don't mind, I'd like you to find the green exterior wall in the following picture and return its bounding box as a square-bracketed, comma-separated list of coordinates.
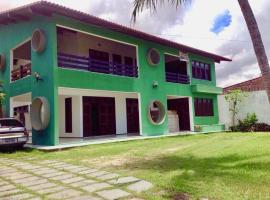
[0, 14, 224, 146]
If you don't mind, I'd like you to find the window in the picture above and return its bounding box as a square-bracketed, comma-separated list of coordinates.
[65, 98, 72, 133]
[194, 98, 213, 116]
[124, 56, 133, 66]
[192, 61, 211, 81]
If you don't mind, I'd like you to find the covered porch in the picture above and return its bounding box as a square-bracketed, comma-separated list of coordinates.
[58, 88, 142, 141]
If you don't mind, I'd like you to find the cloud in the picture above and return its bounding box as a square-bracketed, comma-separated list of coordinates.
[210, 10, 232, 34]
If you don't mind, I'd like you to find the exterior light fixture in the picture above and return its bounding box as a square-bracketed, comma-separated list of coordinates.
[152, 81, 158, 88]
[33, 72, 43, 82]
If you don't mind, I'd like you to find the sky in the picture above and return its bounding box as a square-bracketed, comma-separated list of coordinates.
[1, 0, 269, 87]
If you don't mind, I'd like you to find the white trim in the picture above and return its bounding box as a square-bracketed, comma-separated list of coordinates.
[56, 24, 140, 77]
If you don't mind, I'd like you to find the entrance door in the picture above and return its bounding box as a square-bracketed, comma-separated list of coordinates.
[126, 98, 139, 134]
[83, 97, 116, 137]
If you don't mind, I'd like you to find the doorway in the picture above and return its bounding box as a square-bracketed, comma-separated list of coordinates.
[167, 97, 190, 131]
[83, 97, 116, 137]
[126, 98, 139, 134]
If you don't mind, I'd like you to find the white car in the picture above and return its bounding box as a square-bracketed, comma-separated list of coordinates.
[0, 118, 29, 149]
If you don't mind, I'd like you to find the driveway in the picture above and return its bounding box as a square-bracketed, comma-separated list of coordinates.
[0, 158, 153, 200]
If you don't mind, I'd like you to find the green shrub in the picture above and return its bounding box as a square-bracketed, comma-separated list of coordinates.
[230, 113, 258, 132]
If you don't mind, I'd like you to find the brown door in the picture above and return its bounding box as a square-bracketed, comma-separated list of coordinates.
[126, 98, 140, 134]
[83, 97, 116, 137]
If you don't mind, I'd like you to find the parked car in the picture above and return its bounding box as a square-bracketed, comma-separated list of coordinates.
[0, 118, 28, 149]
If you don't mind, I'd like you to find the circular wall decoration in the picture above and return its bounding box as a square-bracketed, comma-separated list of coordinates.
[30, 97, 50, 131]
[0, 54, 6, 71]
[148, 100, 166, 125]
[147, 48, 160, 65]
[31, 29, 46, 53]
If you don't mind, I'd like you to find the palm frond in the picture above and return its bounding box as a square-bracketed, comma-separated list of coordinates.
[132, 0, 187, 23]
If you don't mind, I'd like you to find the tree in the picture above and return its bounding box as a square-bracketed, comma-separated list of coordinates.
[224, 89, 247, 127]
[132, 0, 270, 103]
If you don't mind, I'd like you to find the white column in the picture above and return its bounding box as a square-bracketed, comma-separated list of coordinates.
[189, 97, 194, 131]
[115, 95, 127, 134]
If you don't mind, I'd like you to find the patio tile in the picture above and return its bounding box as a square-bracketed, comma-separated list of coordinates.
[82, 182, 112, 192]
[96, 189, 130, 200]
[46, 189, 82, 199]
[108, 176, 140, 185]
[127, 180, 153, 192]
[13, 176, 40, 184]
[70, 195, 102, 200]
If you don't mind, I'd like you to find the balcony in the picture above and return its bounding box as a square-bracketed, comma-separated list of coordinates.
[11, 63, 31, 82]
[58, 53, 138, 78]
[165, 54, 190, 85]
[166, 72, 190, 84]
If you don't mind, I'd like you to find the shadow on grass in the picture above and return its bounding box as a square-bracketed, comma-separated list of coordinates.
[0, 146, 34, 154]
[119, 153, 270, 198]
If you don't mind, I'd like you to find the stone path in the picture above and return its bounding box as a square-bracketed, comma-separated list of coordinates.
[0, 158, 153, 200]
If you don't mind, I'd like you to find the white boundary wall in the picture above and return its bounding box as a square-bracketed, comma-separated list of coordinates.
[218, 90, 270, 129]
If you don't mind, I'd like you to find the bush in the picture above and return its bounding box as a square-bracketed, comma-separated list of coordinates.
[253, 123, 270, 132]
[230, 113, 258, 132]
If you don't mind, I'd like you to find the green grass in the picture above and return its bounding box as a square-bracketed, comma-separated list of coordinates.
[2, 132, 270, 200]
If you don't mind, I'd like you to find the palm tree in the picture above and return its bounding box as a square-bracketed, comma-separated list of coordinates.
[132, 0, 270, 103]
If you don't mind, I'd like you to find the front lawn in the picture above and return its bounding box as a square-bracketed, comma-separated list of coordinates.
[1, 132, 270, 199]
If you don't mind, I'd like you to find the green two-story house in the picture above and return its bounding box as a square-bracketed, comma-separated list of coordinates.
[0, 1, 231, 146]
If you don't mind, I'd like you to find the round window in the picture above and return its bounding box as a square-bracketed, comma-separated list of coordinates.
[148, 100, 166, 125]
[147, 48, 160, 65]
[0, 54, 5, 71]
[30, 97, 50, 131]
[31, 29, 46, 53]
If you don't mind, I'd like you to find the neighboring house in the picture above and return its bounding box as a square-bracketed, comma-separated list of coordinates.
[0, 1, 230, 146]
[219, 76, 270, 128]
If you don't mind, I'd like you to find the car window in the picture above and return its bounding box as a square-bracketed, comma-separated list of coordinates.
[0, 119, 23, 127]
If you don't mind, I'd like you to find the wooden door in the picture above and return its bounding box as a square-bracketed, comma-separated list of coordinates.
[83, 97, 116, 137]
[83, 97, 93, 137]
[126, 98, 140, 134]
[98, 97, 116, 135]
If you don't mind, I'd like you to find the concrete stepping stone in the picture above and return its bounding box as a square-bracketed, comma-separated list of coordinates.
[28, 182, 57, 190]
[3, 193, 34, 200]
[82, 182, 112, 192]
[96, 189, 130, 200]
[0, 185, 16, 192]
[70, 179, 97, 187]
[70, 195, 102, 200]
[108, 176, 140, 185]
[78, 169, 99, 175]
[127, 180, 153, 193]
[47, 189, 82, 199]
[21, 179, 48, 187]
[40, 160, 60, 164]
[97, 173, 120, 181]
[36, 186, 66, 195]
[34, 169, 58, 175]
[50, 174, 74, 181]
[42, 171, 66, 178]
[87, 170, 109, 178]
[0, 189, 22, 197]
[13, 176, 40, 184]
[68, 167, 89, 173]
[8, 173, 31, 181]
[61, 176, 85, 184]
